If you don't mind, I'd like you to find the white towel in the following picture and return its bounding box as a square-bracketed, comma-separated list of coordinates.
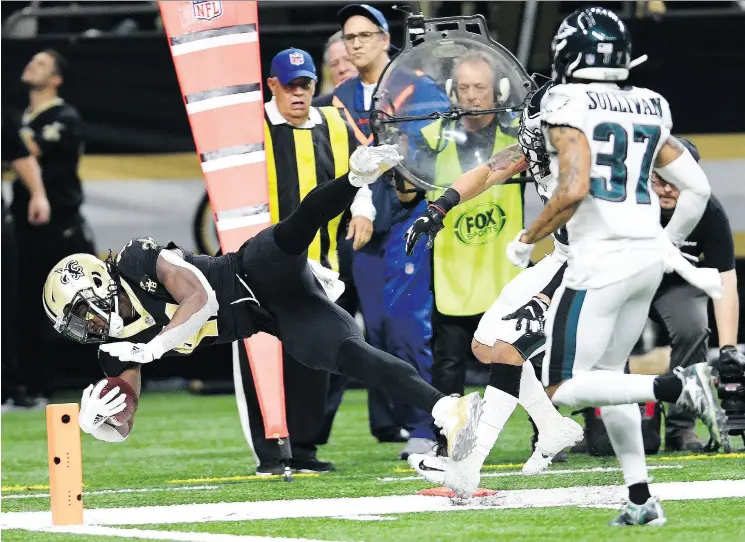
[307, 259, 346, 302]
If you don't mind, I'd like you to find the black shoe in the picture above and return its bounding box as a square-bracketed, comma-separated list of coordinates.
[570, 437, 588, 453]
[290, 457, 336, 473]
[373, 427, 410, 443]
[256, 459, 288, 476]
[664, 431, 706, 452]
[553, 449, 569, 463]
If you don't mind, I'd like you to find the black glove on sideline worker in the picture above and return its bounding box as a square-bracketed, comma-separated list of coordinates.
[403, 188, 461, 256]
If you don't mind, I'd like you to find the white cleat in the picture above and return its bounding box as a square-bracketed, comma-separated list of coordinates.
[408, 453, 447, 485]
[675, 363, 728, 448]
[522, 416, 584, 476]
[444, 452, 483, 498]
[408, 452, 482, 499]
[433, 392, 483, 461]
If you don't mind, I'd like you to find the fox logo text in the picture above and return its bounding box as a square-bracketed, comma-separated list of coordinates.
[454, 203, 507, 246]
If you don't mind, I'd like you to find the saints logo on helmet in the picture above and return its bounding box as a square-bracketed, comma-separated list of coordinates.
[550, 7, 633, 83]
[43, 254, 124, 344]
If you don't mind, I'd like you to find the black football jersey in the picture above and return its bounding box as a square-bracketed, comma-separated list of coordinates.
[11, 98, 84, 216]
[99, 237, 273, 376]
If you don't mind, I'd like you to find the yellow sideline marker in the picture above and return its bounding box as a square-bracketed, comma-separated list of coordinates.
[46, 403, 84, 525]
[393, 452, 745, 473]
[168, 473, 320, 484]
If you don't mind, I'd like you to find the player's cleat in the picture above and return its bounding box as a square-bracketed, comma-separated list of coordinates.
[399, 438, 437, 460]
[674, 363, 728, 447]
[609, 497, 667, 526]
[408, 453, 482, 499]
[522, 417, 584, 475]
[443, 452, 483, 498]
[408, 453, 447, 485]
[433, 392, 483, 461]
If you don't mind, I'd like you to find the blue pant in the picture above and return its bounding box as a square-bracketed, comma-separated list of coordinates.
[353, 200, 435, 439]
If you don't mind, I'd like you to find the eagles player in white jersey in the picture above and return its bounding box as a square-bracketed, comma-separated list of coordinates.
[404, 80, 582, 478]
[404, 7, 728, 526]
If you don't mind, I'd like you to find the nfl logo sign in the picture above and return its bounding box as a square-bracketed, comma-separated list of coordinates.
[289, 52, 305, 66]
[193, 0, 223, 21]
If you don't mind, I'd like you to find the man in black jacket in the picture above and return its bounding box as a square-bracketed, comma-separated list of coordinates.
[649, 138, 742, 451]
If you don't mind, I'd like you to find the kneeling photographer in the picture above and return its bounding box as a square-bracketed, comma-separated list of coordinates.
[649, 138, 743, 452]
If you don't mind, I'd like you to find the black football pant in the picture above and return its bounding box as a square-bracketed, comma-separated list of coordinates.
[13, 210, 96, 398]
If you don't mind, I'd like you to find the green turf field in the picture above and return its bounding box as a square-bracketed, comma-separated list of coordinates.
[2, 389, 744, 541]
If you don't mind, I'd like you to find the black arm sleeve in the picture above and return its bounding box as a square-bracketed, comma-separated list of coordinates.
[540, 262, 568, 299]
[700, 198, 736, 273]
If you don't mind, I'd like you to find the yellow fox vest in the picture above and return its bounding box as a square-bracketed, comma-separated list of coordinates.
[421, 119, 524, 316]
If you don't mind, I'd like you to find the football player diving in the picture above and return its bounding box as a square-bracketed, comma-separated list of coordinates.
[42, 145, 482, 461]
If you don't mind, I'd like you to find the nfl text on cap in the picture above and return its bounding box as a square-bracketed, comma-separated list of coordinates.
[270, 48, 318, 85]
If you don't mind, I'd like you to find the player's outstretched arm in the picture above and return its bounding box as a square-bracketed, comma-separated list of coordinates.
[99, 250, 219, 365]
[654, 136, 711, 245]
[403, 144, 528, 256]
[452, 143, 528, 202]
[153, 249, 219, 355]
[521, 126, 590, 244]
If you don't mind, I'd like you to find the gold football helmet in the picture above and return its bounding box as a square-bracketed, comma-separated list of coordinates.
[43, 254, 124, 344]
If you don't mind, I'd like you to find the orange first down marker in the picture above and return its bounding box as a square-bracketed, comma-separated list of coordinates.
[46, 403, 84, 525]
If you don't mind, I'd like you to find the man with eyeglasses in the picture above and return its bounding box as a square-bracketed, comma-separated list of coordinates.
[646, 137, 742, 451]
[233, 48, 377, 475]
[327, 4, 450, 458]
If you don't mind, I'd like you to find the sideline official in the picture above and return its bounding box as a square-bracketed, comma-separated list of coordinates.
[234, 48, 375, 475]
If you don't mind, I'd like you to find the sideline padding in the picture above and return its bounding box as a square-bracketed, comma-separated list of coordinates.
[158, 0, 287, 440]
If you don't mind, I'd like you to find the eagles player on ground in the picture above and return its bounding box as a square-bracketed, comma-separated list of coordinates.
[42, 145, 483, 463]
[404, 8, 728, 525]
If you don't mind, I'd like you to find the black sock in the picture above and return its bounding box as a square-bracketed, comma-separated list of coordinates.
[653, 374, 683, 402]
[488, 363, 522, 399]
[628, 482, 652, 505]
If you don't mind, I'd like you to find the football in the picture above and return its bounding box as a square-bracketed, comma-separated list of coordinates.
[97, 377, 139, 427]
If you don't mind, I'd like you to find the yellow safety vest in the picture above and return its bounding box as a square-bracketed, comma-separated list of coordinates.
[264, 106, 350, 271]
[421, 119, 524, 316]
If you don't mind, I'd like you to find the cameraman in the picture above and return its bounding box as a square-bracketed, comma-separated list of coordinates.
[650, 138, 743, 451]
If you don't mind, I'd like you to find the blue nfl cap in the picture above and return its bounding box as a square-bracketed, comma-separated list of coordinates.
[338, 4, 389, 34]
[270, 48, 317, 85]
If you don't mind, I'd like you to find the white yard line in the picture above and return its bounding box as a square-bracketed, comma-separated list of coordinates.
[2, 485, 219, 500]
[3, 479, 744, 531]
[35, 525, 337, 542]
[378, 464, 683, 482]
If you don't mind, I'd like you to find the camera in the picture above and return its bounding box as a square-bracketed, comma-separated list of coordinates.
[713, 345, 745, 452]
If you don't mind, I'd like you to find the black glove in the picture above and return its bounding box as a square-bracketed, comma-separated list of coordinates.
[502, 296, 549, 334]
[404, 204, 446, 256]
[719, 345, 745, 369]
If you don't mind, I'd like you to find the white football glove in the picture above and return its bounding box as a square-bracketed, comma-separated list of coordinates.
[349, 144, 404, 187]
[506, 229, 535, 269]
[99, 341, 164, 364]
[78, 380, 126, 435]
